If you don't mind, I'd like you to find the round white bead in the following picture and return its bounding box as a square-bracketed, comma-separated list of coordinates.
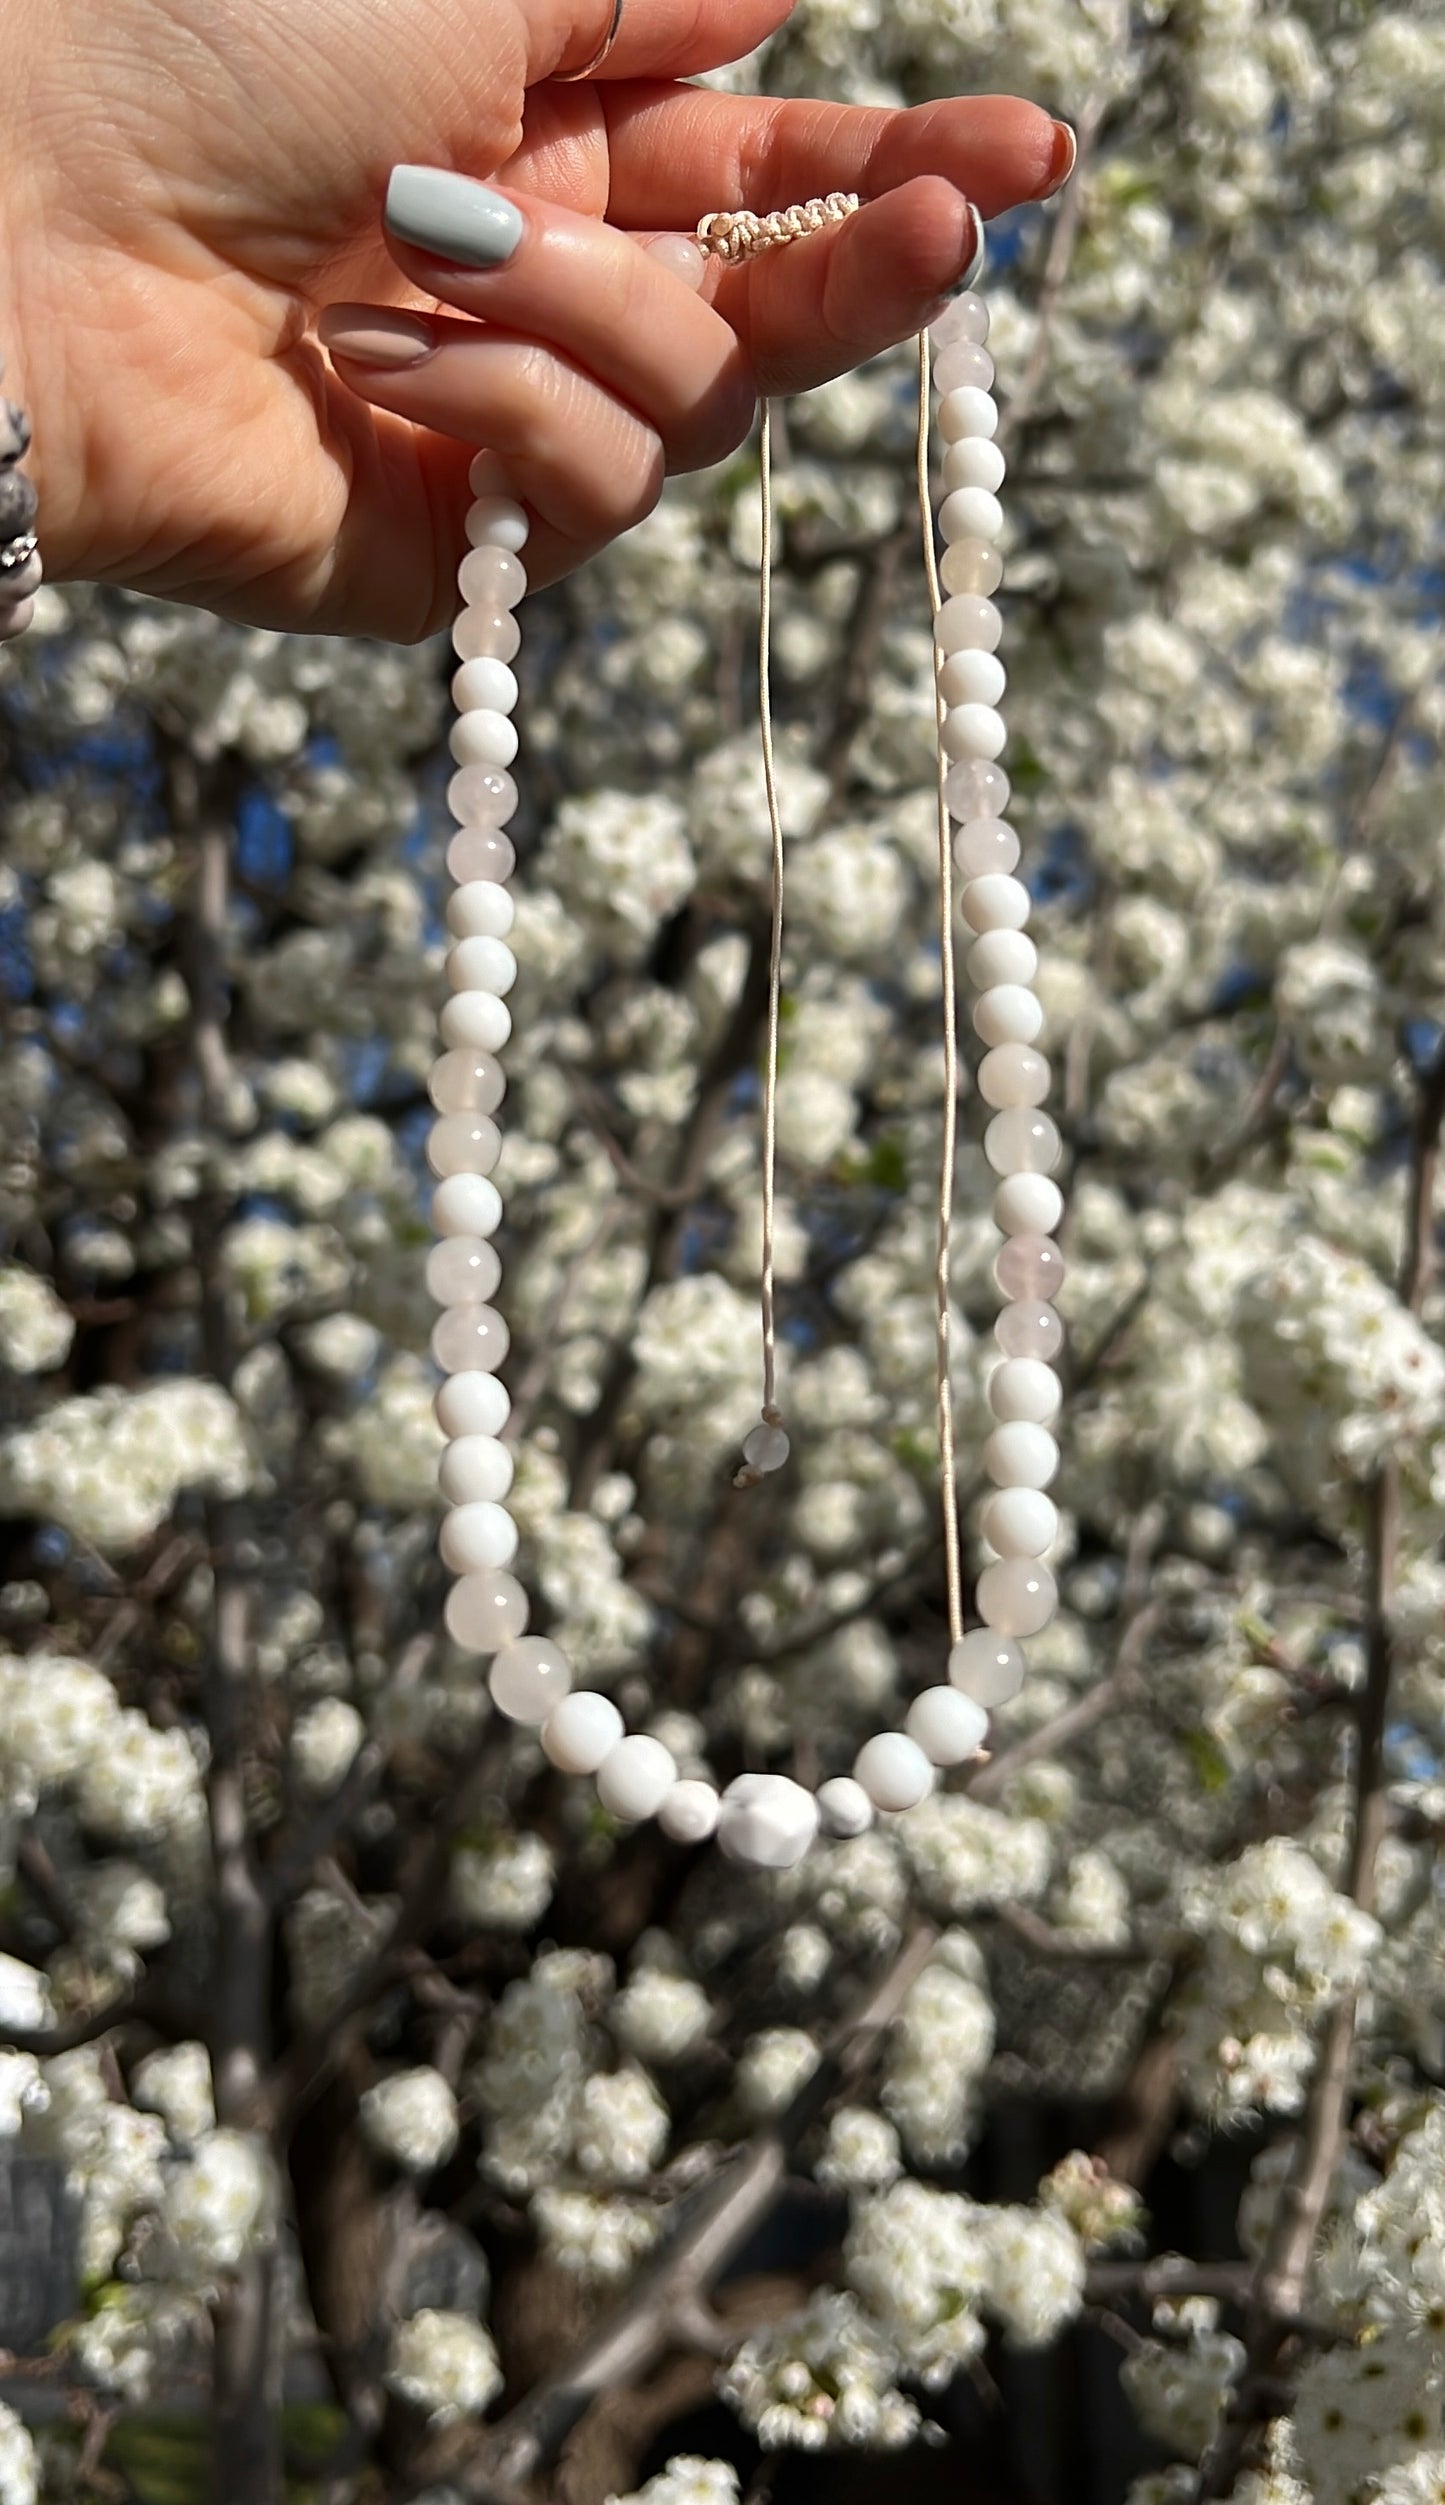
[931, 290, 988, 347]
[961, 875, 1030, 935]
[464, 491, 530, 551]
[977, 1557, 1058, 1637]
[937, 385, 999, 443]
[445, 1568, 529, 1652]
[435, 1372, 511, 1439]
[948, 1630, 1026, 1705]
[447, 937, 517, 997]
[432, 1174, 503, 1239]
[490, 1636, 572, 1724]
[439, 1500, 518, 1572]
[427, 1112, 500, 1178]
[446, 881, 515, 940]
[452, 658, 519, 717]
[987, 1359, 1062, 1426]
[938, 649, 1006, 710]
[457, 545, 527, 608]
[717, 1773, 820, 1870]
[742, 1422, 790, 1473]
[934, 594, 1002, 655]
[905, 1686, 989, 1766]
[659, 1779, 721, 1845]
[542, 1691, 624, 1775]
[982, 1486, 1059, 1557]
[450, 709, 519, 772]
[942, 436, 1006, 494]
[973, 984, 1043, 1047]
[940, 486, 1004, 545]
[426, 1234, 502, 1306]
[854, 1732, 933, 1813]
[816, 1776, 874, 1837]
[596, 1735, 677, 1823]
[984, 1108, 1062, 1175]
[983, 1422, 1060, 1489]
[440, 991, 512, 1053]
[993, 1173, 1064, 1235]
[943, 703, 1007, 763]
[968, 930, 1038, 989]
[978, 1044, 1051, 1109]
[439, 1435, 515, 1505]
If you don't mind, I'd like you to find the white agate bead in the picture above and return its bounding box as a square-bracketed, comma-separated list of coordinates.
[968, 930, 1037, 989]
[935, 594, 1002, 655]
[445, 1568, 529, 1651]
[973, 985, 1043, 1048]
[440, 991, 512, 1054]
[457, 546, 527, 609]
[906, 1686, 988, 1765]
[953, 817, 1019, 877]
[452, 658, 519, 716]
[978, 1044, 1051, 1109]
[993, 1172, 1064, 1236]
[984, 1422, 1060, 1489]
[447, 936, 517, 996]
[429, 1047, 505, 1113]
[465, 493, 530, 551]
[942, 436, 1006, 495]
[427, 1236, 502, 1306]
[490, 1636, 571, 1724]
[982, 1486, 1059, 1557]
[596, 1735, 677, 1823]
[937, 385, 999, 443]
[948, 1629, 1026, 1705]
[432, 1173, 503, 1238]
[439, 1499, 518, 1572]
[977, 1557, 1058, 1637]
[984, 1108, 1062, 1175]
[961, 875, 1030, 935]
[854, 1734, 933, 1813]
[453, 606, 521, 665]
[427, 1112, 501, 1178]
[717, 1773, 819, 1870]
[940, 486, 1004, 545]
[435, 1371, 510, 1440]
[439, 1435, 514, 1505]
[431, 1303, 509, 1374]
[988, 1358, 1062, 1426]
[742, 1422, 790, 1473]
[943, 703, 1007, 763]
[450, 709, 519, 772]
[446, 882, 515, 941]
[940, 539, 1003, 599]
[816, 1776, 874, 1837]
[939, 649, 1006, 710]
[660, 1779, 721, 1845]
[543, 1690, 623, 1774]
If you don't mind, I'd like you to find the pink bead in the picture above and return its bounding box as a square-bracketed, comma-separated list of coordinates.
[430, 1304, 510, 1373]
[978, 1043, 1051, 1109]
[448, 766, 518, 827]
[445, 1568, 529, 1651]
[448, 829, 516, 884]
[984, 1108, 1062, 1175]
[946, 758, 1010, 818]
[426, 1236, 503, 1305]
[427, 1112, 501, 1179]
[995, 1233, 1066, 1301]
[933, 340, 995, 394]
[930, 292, 989, 348]
[940, 539, 1004, 598]
[429, 1050, 505, 1115]
[452, 607, 521, 665]
[458, 547, 526, 610]
[952, 818, 1019, 878]
[996, 1300, 1065, 1361]
[490, 1637, 572, 1725]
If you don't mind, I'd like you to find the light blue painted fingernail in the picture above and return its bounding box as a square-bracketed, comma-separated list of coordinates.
[384, 167, 526, 269]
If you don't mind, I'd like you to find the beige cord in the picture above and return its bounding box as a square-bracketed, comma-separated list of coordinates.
[696, 193, 861, 264]
[756, 395, 785, 1428]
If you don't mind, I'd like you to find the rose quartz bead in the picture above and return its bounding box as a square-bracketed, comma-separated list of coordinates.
[446, 884, 514, 942]
[445, 1567, 529, 1651]
[429, 1050, 506, 1114]
[448, 829, 516, 884]
[984, 1108, 1062, 1175]
[439, 1433, 514, 1505]
[930, 291, 988, 348]
[952, 819, 1019, 880]
[438, 1499, 517, 1572]
[948, 1628, 1025, 1705]
[977, 1557, 1057, 1636]
[905, 1686, 988, 1766]
[939, 649, 1006, 709]
[942, 436, 1005, 495]
[946, 757, 1010, 818]
[983, 1422, 1059, 1489]
[937, 385, 999, 444]
[440, 993, 512, 1054]
[427, 1236, 503, 1306]
[940, 487, 1004, 546]
[543, 1691, 624, 1775]
[933, 339, 995, 394]
[435, 1371, 510, 1439]
[490, 1636, 571, 1724]
[458, 547, 526, 609]
[427, 1112, 501, 1179]
[988, 1358, 1062, 1425]
[940, 539, 1004, 599]
[982, 1486, 1059, 1557]
[447, 766, 518, 826]
[432, 1174, 503, 1238]
[979, 1044, 1051, 1110]
[447, 937, 517, 996]
[995, 1233, 1065, 1301]
[465, 493, 529, 552]
[430, 1303, 510, 1374]
[935, 594, 1002, 655]
[962, 875, 1030, 936]
[450, 709, 518, 771]
[452, 658, 518, 716]
[996, 1299, 1065, 1361]
[452, 607, 521, 665]
[994, 1173, 1064, 1236]
[974, 986, 1043, 1048]
[968, 929, 1037, 989]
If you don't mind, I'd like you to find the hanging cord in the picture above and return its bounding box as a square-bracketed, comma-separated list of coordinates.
[916, 327, 966, 1648]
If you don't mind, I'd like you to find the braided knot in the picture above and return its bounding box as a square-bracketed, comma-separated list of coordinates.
[695, 191, 862, 264]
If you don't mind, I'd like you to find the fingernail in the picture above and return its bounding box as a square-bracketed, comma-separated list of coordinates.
[385, 166, 526, 269]
[1040, 119, 1077, 199]
[941, 201, 986, 297]
[318, 305, 438, 369]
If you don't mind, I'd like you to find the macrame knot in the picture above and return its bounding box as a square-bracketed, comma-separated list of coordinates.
[696, 191, 862, 264]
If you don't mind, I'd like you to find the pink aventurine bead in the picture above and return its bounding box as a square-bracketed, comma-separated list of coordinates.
[946, 757, 1010, 818]
[995, 1233, 1066, 1301]
[953, 818, 1020, 878]
[452, 607, 521, 665]
[996, 1300, 1065, 1361]
[930, 292, 989, 349]
[448, 766, 518, 827]
[430, 1303, 510, 1373]
[429, 1049, 506, 1114]
[448, 829, 516, 885]
[933, 340, 995, 395]
[458, 547, 527, 610]
[426, 1236, 503, 1305]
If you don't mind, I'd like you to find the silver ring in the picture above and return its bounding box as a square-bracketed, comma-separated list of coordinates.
[555, 0, 624, 79]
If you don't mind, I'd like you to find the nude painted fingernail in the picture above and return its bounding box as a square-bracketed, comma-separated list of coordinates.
[1040, 118, 1077, 198]
[385, 166, 526, 268]
[938, 202, 985, 298]
[318, 305, 438, 369]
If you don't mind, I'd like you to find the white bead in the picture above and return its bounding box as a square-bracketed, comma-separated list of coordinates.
[993, 1173, 1064, 1236]
[440, 991, 512, 1054]
[742, 1422, 790, 1473]
[439, 1435, 515, 1505]
[543, 1691, 624, 1775]
[426, 1234, 502, 1305]
[432, 1173, 503, 1238]
[948, 1630, 1026, 1705]
[854, 1732, 933, 1813]
[943, 703, 1007, 763]
[938, 649, 1006, 709]
[816, 1776, 874, 1837]
[977, 1556, 1058, 1637]
[427, 1112, 500, 1177]
[973, 984, 1043, 1047]
[452, 657, 519, 717]
[450, 709, 518, 771]
[906, 1686, 989, 1765]
[596, 1735, 677, 1823]
[984, 1422, 1060, 1490]
[937, 385, 999, 442]
[942, 436, 1006, 494]
[439, 1500, 518, 1572]
[968, 930, 1037, 989]
[982, 1486, 1059, 1557]
[457, 545, 527, 608]
[978, 1044, 1051, 1109]
[940, 486, 1004, 545]
[490, 1636, 572, 1724]
[930, 290, 988, 348]
[446, 881, 515, 939]
[447, 937, 517, 996]
[984, 1108, 1062, 1175]
[465, 492, 530, 551]
[987, 1359, 1062, 1426]
[716, 1773, 819, 1870]
[934, 594, 1002, 655]
[435, 1372, 511, 1439]
[659, 1779, 721, 1844]
[961, 875, 1030, 935]
[445, 1568, 528, 1651]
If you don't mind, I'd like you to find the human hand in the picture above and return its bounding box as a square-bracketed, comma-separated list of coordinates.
[10, 0, 1072, 639]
